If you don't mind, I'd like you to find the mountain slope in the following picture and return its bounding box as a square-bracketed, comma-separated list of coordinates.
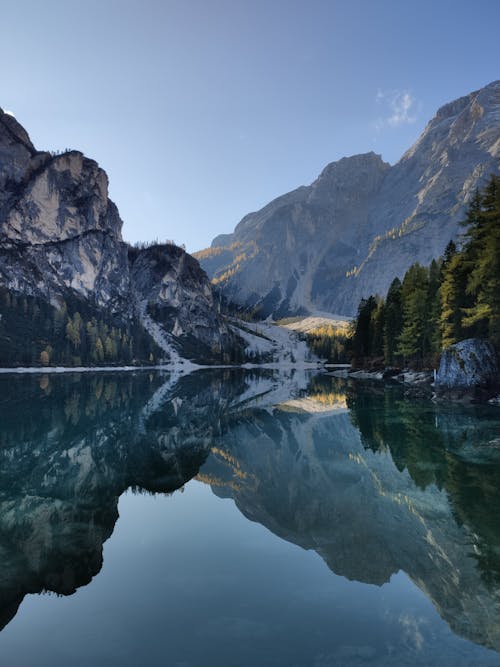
[0, 109, 240, 365]
[196, 80, 500, 317]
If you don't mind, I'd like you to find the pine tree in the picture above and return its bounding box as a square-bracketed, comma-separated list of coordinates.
[370, 298, 385, 358]
[442, 240, 457, 268]
[462, 175, 500, 344]
[425, 259, 442, 359]
[383, 277, 403, 365]
[440, 251, 471, 348]
[351, 296, 378, 361]
[397, 263, 429, 364]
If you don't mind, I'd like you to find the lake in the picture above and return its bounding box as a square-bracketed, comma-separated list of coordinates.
[0, 368, 499, 666]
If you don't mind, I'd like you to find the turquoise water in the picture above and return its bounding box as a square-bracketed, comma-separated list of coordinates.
[0, 369, 499, 666]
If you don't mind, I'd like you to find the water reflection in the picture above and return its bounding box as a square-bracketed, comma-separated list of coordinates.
[200, 374, 500, 652]
[0, 369, 499, 655]
[0, 370, 229, 630]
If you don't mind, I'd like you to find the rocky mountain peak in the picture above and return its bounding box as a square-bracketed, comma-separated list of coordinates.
[198, 81, 500, 317]
[0, 148, 122, 245]
[402, 80, 500, 163]
[0, 108, 36, 154]
[0, 110, 240, 364]
[434, 79, 500, 121]
[316, 151, 388, 180]
[310, 152, 389, 206]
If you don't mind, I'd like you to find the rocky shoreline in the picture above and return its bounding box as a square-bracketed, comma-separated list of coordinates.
[328, 338, 500, 405]
[328, 366, 435, 398]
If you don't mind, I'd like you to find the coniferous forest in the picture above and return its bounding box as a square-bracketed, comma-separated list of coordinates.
[349, 174, 500, 369]
[0, 290, 161, 367]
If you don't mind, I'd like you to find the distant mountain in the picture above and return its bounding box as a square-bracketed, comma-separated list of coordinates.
[196, 80, 500, 317]
[0, 109, 241, 365]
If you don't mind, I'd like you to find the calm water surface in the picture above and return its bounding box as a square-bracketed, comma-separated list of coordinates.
[0, 369, 499, 666]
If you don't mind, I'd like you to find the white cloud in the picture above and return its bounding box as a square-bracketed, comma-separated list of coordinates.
[399, 613, 426, 651]
[375, 89, 418, 130]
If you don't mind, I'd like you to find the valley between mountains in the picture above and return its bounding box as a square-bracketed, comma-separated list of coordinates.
[0, 81, 498, 369]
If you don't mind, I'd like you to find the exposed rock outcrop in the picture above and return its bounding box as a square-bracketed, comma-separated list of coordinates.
[0, 108, 239, 365]
[197, 80, 500, 317]
[129, 243, 237, 362]
[435, 338, 499, 400]
[0, 110, 131, 315]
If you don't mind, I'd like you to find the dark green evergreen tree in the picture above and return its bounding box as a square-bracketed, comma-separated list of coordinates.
[370, 298, 385, 359]
[383, 277, 402, 365]
[397, 263, 429, 365]
[425, 259, 442, 359]
[462, 175, 500, 344]
[351, 296, 378, 361]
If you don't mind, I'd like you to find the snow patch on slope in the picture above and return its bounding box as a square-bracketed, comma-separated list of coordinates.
[137, 298, 184, 365]
[230, 318, 321, 366]
[279, 314, 351, 334]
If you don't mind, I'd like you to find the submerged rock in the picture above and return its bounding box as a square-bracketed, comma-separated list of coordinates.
[435, 338, 499, 400]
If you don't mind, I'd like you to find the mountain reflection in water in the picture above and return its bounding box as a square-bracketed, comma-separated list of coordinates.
[0, 369, 499, 663]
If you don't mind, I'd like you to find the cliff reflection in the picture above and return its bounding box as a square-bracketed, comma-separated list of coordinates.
[199, 374, 500, 652]
[0, 369, 499, 655]
[0, 370, 236, 630]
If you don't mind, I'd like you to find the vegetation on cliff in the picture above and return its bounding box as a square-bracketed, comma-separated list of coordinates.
[0, 289, 161, 367]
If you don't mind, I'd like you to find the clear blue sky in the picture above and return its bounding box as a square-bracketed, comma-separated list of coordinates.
[1, 0, 499, 251]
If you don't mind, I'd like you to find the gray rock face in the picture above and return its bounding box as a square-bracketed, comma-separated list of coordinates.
[197, 81, 500, 317]
[129, 243, 237, 361]
[0, 107, 131, 314]
[0, 108, 234, 362]
[436, 338, 499, 398]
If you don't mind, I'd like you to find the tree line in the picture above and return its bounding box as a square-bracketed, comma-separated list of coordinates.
[350, 174, 500, 369]
[0, 290, 161, 367]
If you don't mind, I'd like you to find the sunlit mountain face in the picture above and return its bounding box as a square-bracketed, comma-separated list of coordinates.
[197, 81, 500, 319]
[0, 369, 499, 665]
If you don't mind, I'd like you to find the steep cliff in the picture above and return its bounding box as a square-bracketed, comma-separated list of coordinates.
[197, 80, 500, 317]
[129, 243, 239, 363]
[0, 109, 238, 365]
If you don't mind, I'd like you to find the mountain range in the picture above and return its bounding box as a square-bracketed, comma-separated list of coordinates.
[0, 81, 499, 366]
[196, 80, 500, 317]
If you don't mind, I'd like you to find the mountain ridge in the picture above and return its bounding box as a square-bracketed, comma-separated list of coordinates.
[196, 80, 500, 317]
[0, 108, 242, 365]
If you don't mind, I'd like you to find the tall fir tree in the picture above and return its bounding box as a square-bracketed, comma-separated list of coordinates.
[370, 298, 386, 358]
[462, 175, 500, 344]
[397, 263, 429, 364]
[425, 259, 442, 359]
[383, 277, 402, 365]
[351, 296, 378, 361]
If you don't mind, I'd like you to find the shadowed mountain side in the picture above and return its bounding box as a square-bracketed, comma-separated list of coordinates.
[0, 108, 241, 366]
